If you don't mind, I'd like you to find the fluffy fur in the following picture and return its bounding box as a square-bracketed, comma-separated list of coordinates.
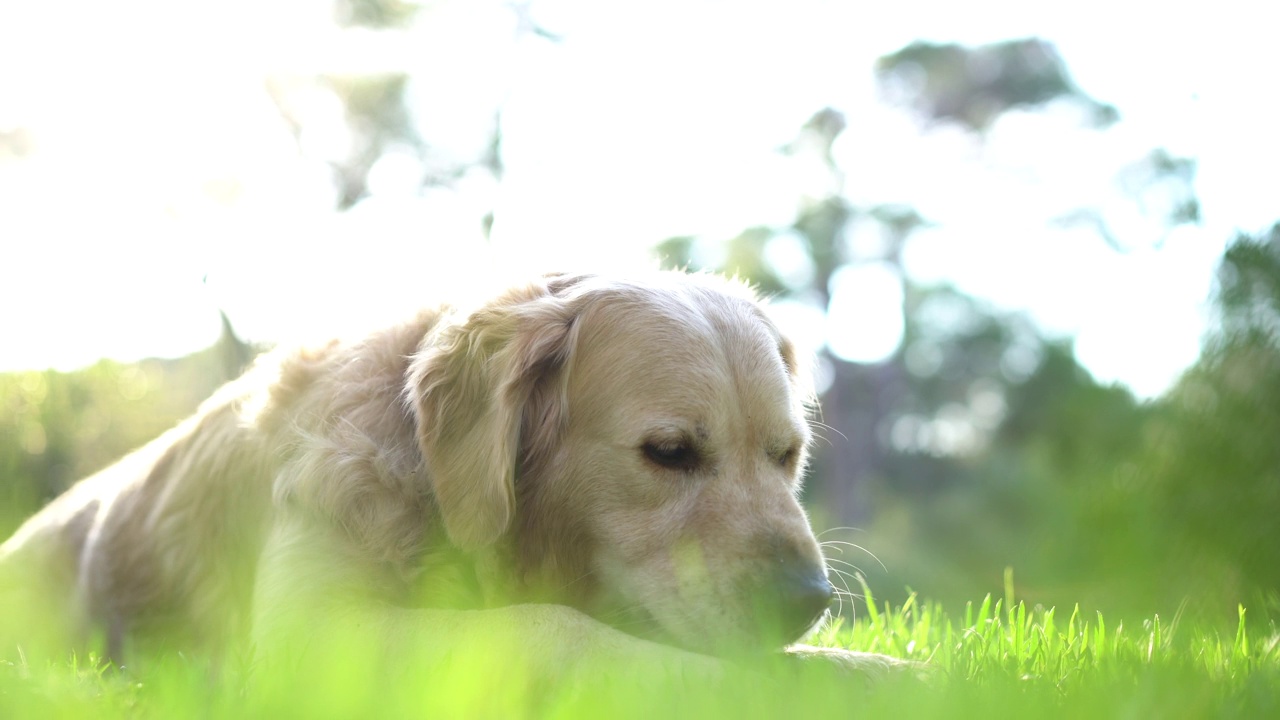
[0, 271, 905, 680]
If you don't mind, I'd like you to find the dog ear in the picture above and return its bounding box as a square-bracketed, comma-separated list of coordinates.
[776, 333, 815, 409]
[407, 279, 580, 552]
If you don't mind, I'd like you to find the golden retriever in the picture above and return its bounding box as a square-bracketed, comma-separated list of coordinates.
[0, 271, 907, 683]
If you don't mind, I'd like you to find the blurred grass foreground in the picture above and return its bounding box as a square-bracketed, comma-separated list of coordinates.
[2, 577, 1278, 718]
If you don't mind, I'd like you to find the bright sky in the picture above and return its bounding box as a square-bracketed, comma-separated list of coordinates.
[1, 0, 1276, 399]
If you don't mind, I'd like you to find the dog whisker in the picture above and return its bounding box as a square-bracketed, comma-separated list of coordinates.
[816, 526, 868, 537]
[824, 566, 864, 622]
[818, 539, 886, 573]
[824, 557, 866, 575]
[825, 565, 858, 591]
[807, 419, 848, 443]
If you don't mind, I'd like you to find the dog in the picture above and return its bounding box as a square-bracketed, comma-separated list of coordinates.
[0, 271, 908, 684]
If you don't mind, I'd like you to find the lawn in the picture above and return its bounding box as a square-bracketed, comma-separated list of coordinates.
[3, 577, 1276, 719]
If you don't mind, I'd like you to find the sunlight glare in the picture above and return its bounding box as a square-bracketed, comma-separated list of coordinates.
[826, 262, 904, 364]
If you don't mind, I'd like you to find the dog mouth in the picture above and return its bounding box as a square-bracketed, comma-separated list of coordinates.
[590, 595, 820, 658]
[585, 554, 834, 655]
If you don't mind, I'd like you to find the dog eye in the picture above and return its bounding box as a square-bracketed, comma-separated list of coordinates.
[775, 446, 800, 469]
[642, 441, 700, 472]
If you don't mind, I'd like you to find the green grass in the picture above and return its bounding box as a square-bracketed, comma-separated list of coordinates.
[829, 576, 1280, 718]
[3, 579, 1277, 719]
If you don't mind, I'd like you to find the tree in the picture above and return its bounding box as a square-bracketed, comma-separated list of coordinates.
[1141, 226, 1280, 615]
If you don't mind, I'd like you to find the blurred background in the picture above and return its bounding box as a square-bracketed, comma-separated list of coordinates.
[2, 0, 1277, 627]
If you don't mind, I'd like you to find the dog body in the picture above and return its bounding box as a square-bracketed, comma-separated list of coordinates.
[1, 272, 890, 680]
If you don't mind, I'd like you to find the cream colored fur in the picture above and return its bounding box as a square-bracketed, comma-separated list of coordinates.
[0, 271, 908, 682]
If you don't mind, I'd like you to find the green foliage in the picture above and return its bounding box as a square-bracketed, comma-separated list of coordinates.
[1061, 148, 1202, 250]
[0, 346, 240, 535]
[334, 0, 421, 29]
[858, 227, 1280, 625]
[1138, 226, 1280, 612]
[1212, 224, 1280, 347]
[876, 38, 1119, 132]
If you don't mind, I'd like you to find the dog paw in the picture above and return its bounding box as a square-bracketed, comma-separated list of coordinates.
[781, 644, 937, 685]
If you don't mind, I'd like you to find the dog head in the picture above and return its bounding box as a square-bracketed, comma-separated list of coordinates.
[409, 271, 832, 655]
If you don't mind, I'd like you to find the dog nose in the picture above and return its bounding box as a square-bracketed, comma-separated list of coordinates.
[756, 534, 835, 642]
[777, 568, 835, 637]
